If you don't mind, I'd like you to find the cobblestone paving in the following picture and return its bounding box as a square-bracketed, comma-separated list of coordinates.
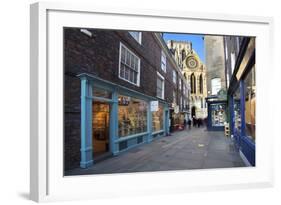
[65, 127, 246, 176]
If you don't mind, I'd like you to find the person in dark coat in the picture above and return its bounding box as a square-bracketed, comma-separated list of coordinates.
[188, 118, 192, 129]
[192, 116, 196, 127]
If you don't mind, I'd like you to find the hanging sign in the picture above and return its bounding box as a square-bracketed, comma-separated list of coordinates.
[151, 101, 159, 112]
[174, 105, 179, 114]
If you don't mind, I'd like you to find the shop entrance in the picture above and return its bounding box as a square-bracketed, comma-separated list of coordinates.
[92, 101, 111, 161]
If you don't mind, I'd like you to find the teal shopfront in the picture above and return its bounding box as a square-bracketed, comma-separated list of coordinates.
[78, 73, 170, 168]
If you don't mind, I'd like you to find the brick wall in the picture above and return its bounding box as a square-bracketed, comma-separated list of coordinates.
[64, 28, 179, 170]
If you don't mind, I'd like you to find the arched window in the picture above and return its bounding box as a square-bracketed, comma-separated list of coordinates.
[190, 73, 196, 94]
[181, 49, 186, 62]
[184, 73, 187, 80]
[199, 74, 203, 94]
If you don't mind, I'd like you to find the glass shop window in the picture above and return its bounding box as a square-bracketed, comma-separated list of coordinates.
[118, 95, 148, 138]
[244, 65, 256, 141]
[152, 104, 164, 132]
[211, 103, 226, 126]
[234, 87, 241, 134]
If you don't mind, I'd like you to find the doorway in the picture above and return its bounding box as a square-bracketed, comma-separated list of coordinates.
[92, 101, 111, 161]
[191, 106, 196, 118]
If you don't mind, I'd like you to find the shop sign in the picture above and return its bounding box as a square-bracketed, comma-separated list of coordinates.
[174, 105, 179, 114]
[151, 101, 159, 111]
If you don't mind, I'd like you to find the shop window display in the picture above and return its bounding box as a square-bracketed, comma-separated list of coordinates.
[211, 103, 226, 126]
[234, 88, 241, 134]
[244, 65, 256, 141]
[118, 95, 147, 137]
[152, 105, 164, 132]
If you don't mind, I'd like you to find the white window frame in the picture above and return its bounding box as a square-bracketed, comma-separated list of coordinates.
[129, 31, 142, 44]
[161, 50, 167, 72]
[179, 79, 182, 90]
[180, 95, 183, 110]
[173, 70, 177, 84]
[119, 42, 141, 86]
[156, 71, 165, 99]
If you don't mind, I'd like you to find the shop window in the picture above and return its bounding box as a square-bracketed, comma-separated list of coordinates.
[152, 105, 164, 132]
[129, 32, 142, 44]
[211, 103, 226, 126]
[119, 43, 140, 86]
[234, 87, 241, 134]
[118, 95, 148, 138]
[244, 65, 256, 141]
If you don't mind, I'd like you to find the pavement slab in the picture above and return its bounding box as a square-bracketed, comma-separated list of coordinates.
[65, 127, 247, 176]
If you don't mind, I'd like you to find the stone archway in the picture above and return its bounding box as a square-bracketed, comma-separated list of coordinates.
[191, 106, 196, 118]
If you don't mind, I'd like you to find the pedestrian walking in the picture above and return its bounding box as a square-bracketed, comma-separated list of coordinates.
[193, 116, 196, 127]
[183, 119, 187, 130]
[188, 118, 192, 129]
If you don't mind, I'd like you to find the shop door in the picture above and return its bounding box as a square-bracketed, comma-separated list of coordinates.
[92, 101, 110, 161]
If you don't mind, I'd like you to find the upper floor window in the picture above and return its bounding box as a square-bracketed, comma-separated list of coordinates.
[180, 96, 183, 110]
[129, 32, 142, 44]
[119, 43, 140, 86]
[179, 79, 182, 90]
[161, 50, 167, 72]
[156, 72, 165, 99]
[173, 90, 176, 104]
[173, 70, 177, 84]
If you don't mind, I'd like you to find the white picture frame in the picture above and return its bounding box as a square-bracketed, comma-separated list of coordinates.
[30, 2, 274, 202]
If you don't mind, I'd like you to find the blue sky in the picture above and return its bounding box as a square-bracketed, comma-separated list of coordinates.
[163, 33, 205, 63]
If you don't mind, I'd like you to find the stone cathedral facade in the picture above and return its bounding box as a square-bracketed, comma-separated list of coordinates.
[167, 40, 207, 119]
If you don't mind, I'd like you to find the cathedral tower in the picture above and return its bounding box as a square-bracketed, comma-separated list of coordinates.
[167, 40, 207, 118]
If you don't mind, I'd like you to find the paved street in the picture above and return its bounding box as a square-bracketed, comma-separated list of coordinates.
[65, 127, 246, 176]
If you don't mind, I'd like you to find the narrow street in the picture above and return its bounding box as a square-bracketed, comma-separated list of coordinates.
[66, 127, 246, 176]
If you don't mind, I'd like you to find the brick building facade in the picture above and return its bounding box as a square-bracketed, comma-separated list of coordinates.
[64, 28, 189, 171]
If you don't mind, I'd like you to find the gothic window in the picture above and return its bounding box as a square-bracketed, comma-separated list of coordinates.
[199, 74, 203, 94]
[181, 49, 186, 62]
[190, 73, 196, 94]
